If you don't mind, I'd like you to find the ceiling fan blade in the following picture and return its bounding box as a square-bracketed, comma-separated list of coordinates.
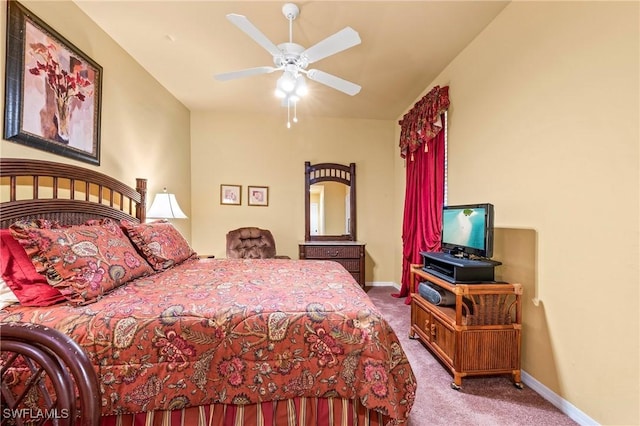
[302, 27, 361, 64]
[226, 13, 282, 57]
[307, 69, 361, 96]
[214, 66, 279, 81]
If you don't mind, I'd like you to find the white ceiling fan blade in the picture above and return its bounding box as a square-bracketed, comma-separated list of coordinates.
[307, 69, 361, 96]
[226, 13, 282, 57]
[302, 27, 361, 64]
[214, 66, 279, 81]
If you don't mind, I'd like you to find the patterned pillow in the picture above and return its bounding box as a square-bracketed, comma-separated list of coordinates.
[10, 219, 154, 305]
[8, 219, 64, 274]
[121, 220, 197, 271]
[0, 229, 66, 307]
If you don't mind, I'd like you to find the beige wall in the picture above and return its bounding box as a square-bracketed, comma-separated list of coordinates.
[0, 0, 192, 240]
[190, 112, 397, 283]
[394, 2, 639, 424]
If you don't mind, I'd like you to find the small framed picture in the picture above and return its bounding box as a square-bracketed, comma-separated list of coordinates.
[220, 184, 241, 205]
[248, 186, 269, 206]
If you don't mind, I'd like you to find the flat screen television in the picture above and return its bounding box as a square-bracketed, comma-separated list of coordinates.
[441, 203, 494, 259]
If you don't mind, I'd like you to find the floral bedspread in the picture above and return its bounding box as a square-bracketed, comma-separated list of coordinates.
[0, 259, 416, 421]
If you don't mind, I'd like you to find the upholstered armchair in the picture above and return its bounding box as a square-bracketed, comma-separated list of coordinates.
[226, 227, 289, 259]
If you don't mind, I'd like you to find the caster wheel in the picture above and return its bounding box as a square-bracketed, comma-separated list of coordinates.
[451, 382, 461, 391]
[514, 382, 524, 389]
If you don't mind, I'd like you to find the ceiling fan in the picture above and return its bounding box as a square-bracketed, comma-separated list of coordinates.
[214, 3, 362, 105]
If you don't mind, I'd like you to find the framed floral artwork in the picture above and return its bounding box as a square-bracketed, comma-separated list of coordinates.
[248, 186, 269, 206]
[220, 184, 241, 205]
[4, 1, 103, 165]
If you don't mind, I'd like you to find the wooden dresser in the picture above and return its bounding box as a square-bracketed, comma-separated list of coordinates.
[409, 264, 522, 390]
[299, 241, 366, 287]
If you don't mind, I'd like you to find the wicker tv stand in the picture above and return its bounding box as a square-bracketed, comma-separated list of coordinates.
[409, 264, 523, 390]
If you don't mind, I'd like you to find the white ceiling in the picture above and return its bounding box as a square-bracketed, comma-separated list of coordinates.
[73, 1, 509, 121]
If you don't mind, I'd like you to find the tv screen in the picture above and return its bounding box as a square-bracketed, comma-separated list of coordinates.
[441, 203, 494, 259]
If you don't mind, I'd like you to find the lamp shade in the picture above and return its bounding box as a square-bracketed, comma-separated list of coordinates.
[147, 188, 187, 219]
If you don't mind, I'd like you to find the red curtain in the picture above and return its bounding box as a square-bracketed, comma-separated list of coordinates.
[393, 86, 448, 304]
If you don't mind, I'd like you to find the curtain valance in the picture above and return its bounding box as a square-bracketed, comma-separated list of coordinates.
[398, 85, 450, 159]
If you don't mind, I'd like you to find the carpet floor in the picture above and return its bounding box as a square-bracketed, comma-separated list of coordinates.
[365, 286, 578, 426]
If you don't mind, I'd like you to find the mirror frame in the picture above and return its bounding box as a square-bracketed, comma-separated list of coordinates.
[305, 161, 356, 241]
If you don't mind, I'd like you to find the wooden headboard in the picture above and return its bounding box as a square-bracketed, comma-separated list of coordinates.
[0, 158, 147, 228]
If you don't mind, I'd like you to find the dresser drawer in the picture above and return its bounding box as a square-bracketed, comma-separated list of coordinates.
[334, 259, 360, 272]
[299, 242, 366, 288]
[304, 245, 361, 259]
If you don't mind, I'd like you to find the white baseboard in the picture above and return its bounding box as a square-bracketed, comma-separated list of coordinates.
[521, 370, 598, 426]
[366, 281, 401, 290]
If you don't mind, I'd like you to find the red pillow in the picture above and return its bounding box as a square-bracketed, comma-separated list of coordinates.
[0, 229, 65, 306]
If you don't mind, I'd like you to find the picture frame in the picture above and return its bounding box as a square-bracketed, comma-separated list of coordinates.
[248, 186, 269, 207]
[4, 1, 103, 165]
[220, 184, 241, 205]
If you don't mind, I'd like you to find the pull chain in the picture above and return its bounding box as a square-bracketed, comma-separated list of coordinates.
[293, 100, 298, 123]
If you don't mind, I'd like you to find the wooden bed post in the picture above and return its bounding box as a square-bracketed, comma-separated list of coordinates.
[136, 178, 147, 222]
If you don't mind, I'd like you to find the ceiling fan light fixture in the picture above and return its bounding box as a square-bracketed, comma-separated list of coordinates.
[277, 71, 297, 93]
[275, 87, 286, 99]
[294, 75, 308, 97]
[217, 3, 362, 129]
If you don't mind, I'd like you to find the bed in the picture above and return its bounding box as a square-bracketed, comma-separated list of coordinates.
[0, 158, 416, 426]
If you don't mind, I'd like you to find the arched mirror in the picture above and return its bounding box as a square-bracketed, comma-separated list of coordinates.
[305, 162, 356, 241]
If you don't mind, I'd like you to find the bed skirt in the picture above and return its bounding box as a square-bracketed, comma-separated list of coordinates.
[99, 397, 392, 426]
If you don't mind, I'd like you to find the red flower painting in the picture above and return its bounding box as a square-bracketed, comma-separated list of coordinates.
[28, 42, 93, 144]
